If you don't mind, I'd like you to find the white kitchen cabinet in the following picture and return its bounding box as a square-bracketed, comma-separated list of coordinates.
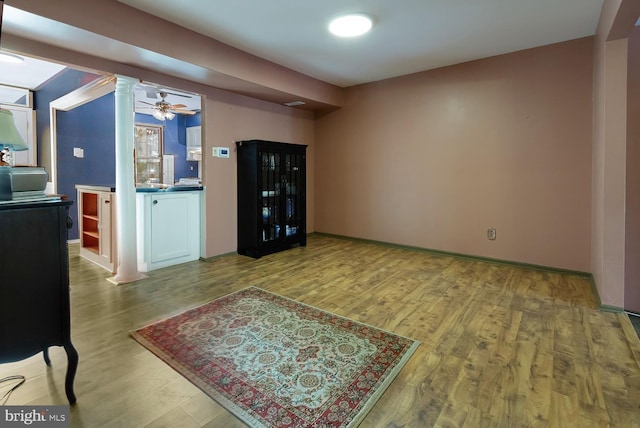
[136, 190, 202, 272]
[186, 126, 202, 161]
[162, 153, 175, 185]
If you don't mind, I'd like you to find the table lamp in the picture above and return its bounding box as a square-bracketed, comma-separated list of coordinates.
[0, 108, 48, 201]
[0, 108, 29, 166]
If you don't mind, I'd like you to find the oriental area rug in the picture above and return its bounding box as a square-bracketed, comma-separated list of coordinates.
[131, 287, 419, 427]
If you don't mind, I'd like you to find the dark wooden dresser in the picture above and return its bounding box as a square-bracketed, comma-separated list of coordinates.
[0, 198, 78, 404]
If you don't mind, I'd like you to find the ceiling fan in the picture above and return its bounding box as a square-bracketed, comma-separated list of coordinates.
[137, 88, 196, 120]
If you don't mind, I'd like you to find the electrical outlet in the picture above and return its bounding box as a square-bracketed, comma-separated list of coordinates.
[487, 227, 496, 240]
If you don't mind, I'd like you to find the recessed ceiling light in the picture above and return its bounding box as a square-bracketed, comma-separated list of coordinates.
[284, 101, 306, 107]
[0, 52, 25, 64]
[329, 14, 372, 38]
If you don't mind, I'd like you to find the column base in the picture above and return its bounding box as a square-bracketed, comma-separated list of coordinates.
[107, 272, 147, 285]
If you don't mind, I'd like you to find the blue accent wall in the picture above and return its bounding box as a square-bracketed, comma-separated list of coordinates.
[34, 69, 101, 166]
[34, 71, 201, 240]
[57, 93, 116, 240]
[34, 69, 106, 240]
[186, 113, 201, 127]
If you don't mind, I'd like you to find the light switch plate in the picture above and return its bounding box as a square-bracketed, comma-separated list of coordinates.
[73, 147, 84, 158]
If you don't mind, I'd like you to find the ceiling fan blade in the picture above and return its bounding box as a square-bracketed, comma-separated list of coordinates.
[169, 103, 187, 109]
[139, 100, 157, 107]
[171, 109, 197, 115]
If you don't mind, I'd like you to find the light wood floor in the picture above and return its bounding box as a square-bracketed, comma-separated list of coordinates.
[2, 235, 639, 427]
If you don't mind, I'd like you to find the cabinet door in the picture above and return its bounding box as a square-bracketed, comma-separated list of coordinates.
[258, 149, 282, 244]
[150, 193, 192, 263]
[283, 151, 305, 241]
[162, 154, 175, 185]
[186, 126, 202, 161]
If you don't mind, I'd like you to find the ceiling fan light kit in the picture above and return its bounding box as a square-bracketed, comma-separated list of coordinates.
[329, 13, 373, 37]
[152, 109, 175, 121]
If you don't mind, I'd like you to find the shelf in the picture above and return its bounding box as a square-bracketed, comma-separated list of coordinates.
[83, 230, 100, 239]
[83, 214, 99, 221]
[81, 193, 98, 217]
[82, 245, 99, 254]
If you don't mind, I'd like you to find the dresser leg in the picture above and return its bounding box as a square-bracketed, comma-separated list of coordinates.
[64, 342, 79, 404]
[43, 348, 51, 366]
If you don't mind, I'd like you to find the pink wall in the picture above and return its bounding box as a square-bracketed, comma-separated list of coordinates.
[592, 36, 628, 307]
[625, 26, 640, 312]
[315, 38, 593, 271]
[591, 0, 640, 309]
[202, 88, 315, 257]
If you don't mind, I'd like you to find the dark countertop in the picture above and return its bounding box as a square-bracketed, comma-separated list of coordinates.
[75, 185, 204, 193]
[75, 184, 116, 192]
[135, 186, 204, 193]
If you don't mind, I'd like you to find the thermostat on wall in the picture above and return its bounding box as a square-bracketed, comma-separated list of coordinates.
[213, 147, 230, 158]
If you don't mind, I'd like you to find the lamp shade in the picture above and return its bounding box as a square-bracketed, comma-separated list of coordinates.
[0, 108, 29, 151]
[151, 108, 175, 121]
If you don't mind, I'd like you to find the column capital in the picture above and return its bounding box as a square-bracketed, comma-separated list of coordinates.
[114, 75, 138, 92]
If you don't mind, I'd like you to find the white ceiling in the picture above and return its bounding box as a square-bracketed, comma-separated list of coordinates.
[0, 0, 605, 103]
[0, 53, 66, 105]
[0, 48, 201, 112]
[0, 54, 65, 90]
[116, 0, 605, 87]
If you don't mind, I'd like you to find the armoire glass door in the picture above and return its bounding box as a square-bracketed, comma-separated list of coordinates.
[260, 150, 280, 243]
[284, 152, 304, 240]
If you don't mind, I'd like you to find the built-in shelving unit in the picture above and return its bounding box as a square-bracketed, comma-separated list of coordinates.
[81, 192, 100, 252]
[77, 185, 116, 273]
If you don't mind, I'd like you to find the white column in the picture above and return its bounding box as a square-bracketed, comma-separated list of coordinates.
[110, 75, 146, 284]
